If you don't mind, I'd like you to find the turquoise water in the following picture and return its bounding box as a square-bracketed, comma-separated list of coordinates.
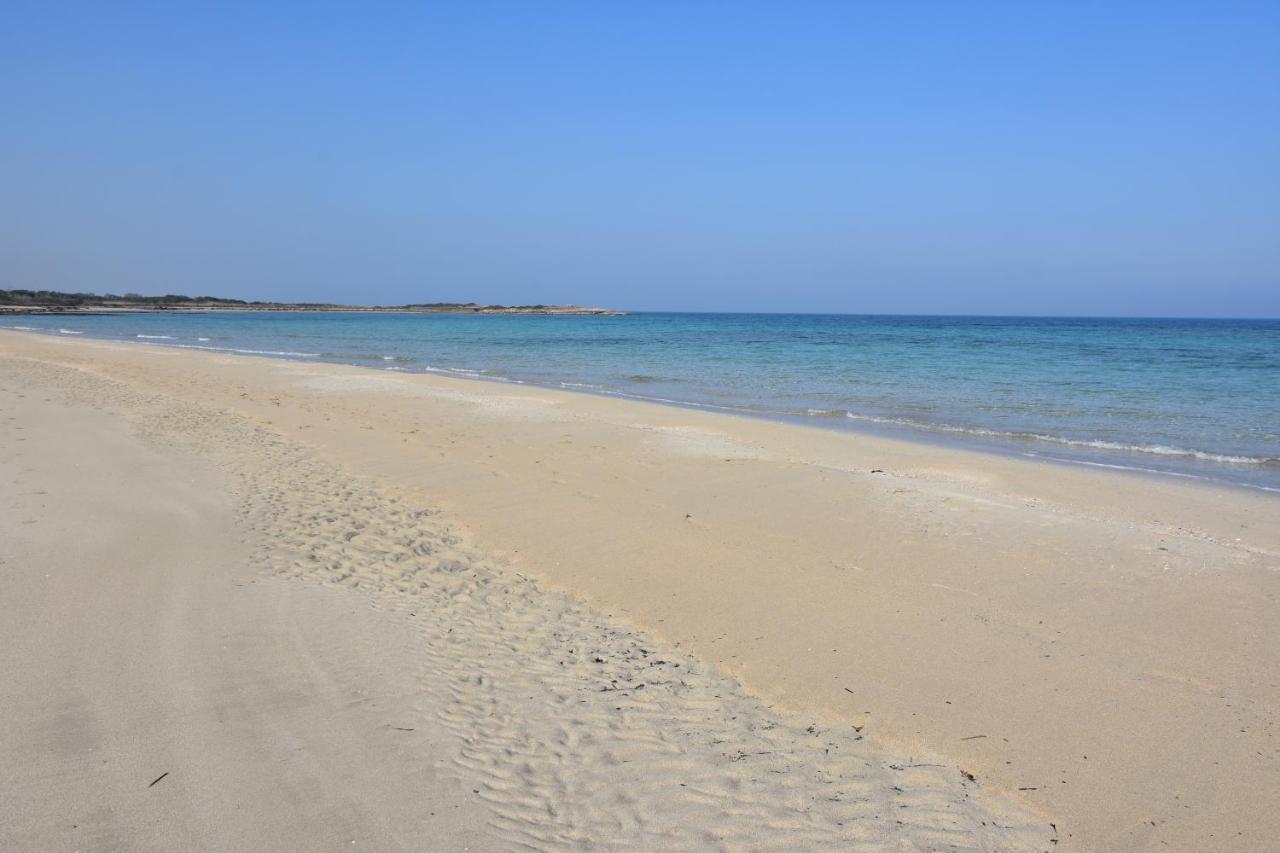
[9, 311, 1279, 492]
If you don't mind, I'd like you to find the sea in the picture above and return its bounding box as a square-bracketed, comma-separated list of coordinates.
[7, 311, 1279, 493]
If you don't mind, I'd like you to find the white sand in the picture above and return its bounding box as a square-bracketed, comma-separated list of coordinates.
[4, 329, 1279, 850]
[0, 375, 492, 849]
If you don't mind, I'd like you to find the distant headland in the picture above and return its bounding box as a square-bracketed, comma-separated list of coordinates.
[0, 289, 626, 316]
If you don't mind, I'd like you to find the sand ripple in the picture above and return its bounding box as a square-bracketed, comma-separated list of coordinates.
[17, 356, 1052, 851]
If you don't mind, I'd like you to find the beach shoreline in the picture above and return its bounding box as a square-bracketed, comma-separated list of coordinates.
[7, 313, 1277, 496]
[3, 328, 1277, 850]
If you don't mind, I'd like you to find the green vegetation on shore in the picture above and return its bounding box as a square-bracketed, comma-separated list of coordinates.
[0, 289, 623, 315]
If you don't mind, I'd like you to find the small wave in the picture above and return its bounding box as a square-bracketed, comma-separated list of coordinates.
[1024, 453, 1280, 494]
[197, 337, 211, 342]
[573, 385, 764, 415]
[841, 411, 1278, 466]
[6, 325, 38, 331]
[58, 329, 84, 335]
[422, 365, 488, 376]
[136, 334, 174, 339]
[172, 343, 320, 357]
[319, 352, 415, 364]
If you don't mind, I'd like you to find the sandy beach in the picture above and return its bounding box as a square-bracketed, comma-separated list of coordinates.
[2, 330, 1277, 851]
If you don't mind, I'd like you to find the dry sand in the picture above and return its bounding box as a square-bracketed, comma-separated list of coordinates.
[2, 330, 1277, 850]
[0, 371, 493, 849]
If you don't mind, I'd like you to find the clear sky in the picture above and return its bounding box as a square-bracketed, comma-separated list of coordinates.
[3, 2, 1278, 316]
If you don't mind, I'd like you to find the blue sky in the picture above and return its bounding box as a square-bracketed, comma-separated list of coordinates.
[2, 2, 1278, 315]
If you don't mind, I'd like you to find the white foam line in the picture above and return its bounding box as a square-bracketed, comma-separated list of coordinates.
[842, 412, 1275, 466]
[171, 343, 321, 357]
[1023, 452, 1280, 493]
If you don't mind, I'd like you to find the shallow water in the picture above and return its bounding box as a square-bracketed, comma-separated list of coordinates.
[10, 311, 1279, 492]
